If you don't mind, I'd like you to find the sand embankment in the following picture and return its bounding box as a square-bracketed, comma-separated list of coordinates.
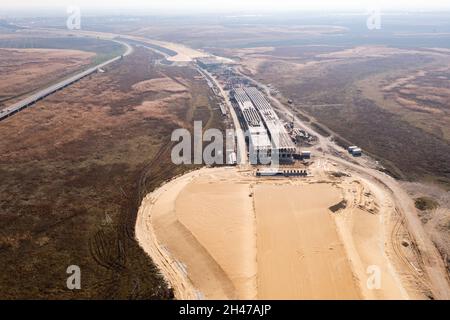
[136, 166, 415, 299]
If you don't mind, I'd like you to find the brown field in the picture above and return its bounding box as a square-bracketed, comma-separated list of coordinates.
[0, 47, 225, 299]
[0, 34, 126, 109]
[0, 48, 95, 106]
[359, 65, 450, 141]
[126, 25, 347, 49]
[132, 77, 189, 94]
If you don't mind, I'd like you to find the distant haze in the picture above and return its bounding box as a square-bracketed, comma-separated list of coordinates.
[2, 0, 450, 15]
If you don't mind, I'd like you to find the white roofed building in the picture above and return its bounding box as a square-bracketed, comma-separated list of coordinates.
[232, 87, 296, 164]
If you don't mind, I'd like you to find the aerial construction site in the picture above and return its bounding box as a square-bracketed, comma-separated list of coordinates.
[1, 1, 450, 305]
[135, 52, 450, 300]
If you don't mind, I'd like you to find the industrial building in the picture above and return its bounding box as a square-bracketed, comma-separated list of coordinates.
[243, 87, 296, 162]
[256, 168, 308, 177]
[232, 87, 297, 164]
[233, 88, 272, 163]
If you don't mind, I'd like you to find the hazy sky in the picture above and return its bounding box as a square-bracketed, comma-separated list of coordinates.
[2, 0, 450, 14]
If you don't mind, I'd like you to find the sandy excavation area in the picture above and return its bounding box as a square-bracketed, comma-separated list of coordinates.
[255, 183, 360, 299]
[136, 166, 421, 300]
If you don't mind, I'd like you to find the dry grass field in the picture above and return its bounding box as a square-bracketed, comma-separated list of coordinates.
[0, 35, 126, 109]
[359, 63, 450, 142]
[0, 48, 95, 106]
[0, 47, 225, 299]
[126, 24, 347, 49]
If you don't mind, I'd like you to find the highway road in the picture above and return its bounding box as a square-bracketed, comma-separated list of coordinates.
[0, 40, 133, 122]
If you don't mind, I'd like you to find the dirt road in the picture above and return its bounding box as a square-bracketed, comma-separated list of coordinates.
[327, 154, 450, 299]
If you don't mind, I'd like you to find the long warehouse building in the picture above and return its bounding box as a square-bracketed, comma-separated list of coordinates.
[233, 88, 272, 163]
[232, 87, 296, 163]
[244, 87, 296, 162]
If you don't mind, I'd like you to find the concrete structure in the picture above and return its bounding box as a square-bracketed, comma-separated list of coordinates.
[228, 152, 237, 165]
[232, 87, 297, 164]
[0, 67, 100, 121]
[243, 87, 296, 162]
[233, 88, 272, 163]
[219, 103, 227, 116]
[256, 168, 308, 177]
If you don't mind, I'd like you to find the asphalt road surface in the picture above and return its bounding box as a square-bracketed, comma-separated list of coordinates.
[0, 40, 132, 122]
